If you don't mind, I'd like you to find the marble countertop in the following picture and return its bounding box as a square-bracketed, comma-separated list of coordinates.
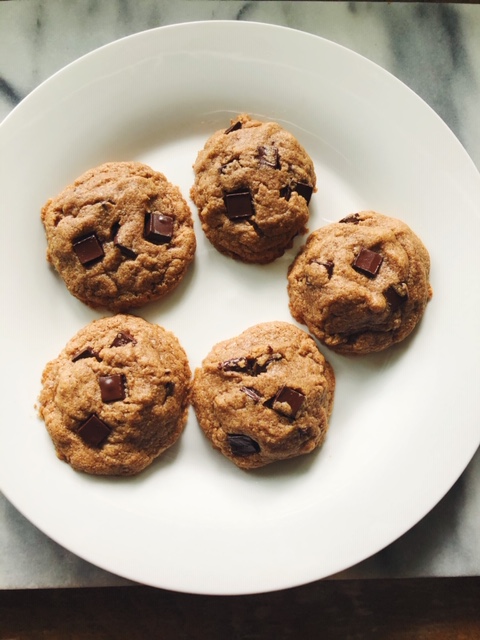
[1, 0, 479, 590]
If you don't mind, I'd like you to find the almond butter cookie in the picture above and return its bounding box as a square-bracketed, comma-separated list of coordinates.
[191, 114, 316, 263]
[38, 314, 191, 476]
[191, 321, 335, 469]
[41, 161, 196, 311]
[287, 211, 433, 354]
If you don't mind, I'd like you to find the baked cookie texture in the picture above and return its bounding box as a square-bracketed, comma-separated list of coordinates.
[191, 321, 335, 470]
[41, 161, 196, 311]
[190, 114, 316, 264]
[287, 211, 433, 355]
[38, 315, 191, 476]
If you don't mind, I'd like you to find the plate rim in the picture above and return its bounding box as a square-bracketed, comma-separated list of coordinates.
[1, 19, 479, 595]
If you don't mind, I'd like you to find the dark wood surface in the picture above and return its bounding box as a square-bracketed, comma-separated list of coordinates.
[1, 578, 480, 639]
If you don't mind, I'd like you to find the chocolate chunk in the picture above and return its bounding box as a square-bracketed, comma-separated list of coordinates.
[73, 233, 104, 266]
[110, 332, 136, 347]
[384, 284, 408, 311]
[72, 348, 100, 363]
[117, 244, 137, 260]
[112, 223, 137, 259]
[165, 381, 175, 397]
[224, 190, 254, 220]
[251, 361, 268, 376]
[293, 182, 313, 204]
[144, 213, 174, 244]
[253, 351, 282, 374]
[220, 353, 279, 376]
[224, 120, 242, 134]
[353, 248, 383, 277]
[227, 434, 260, 456]
[240, 386, 263, 403]
[321, 260, 334, 279]
[220, 357, 256, 374]
[280, 183, 313, 204]
[258, 145, 280, 169]
[110, 221, 121, 240]
[272, 386, 305, 419]
[76, 414, 111, 447]
[339, 213, 362, 224]
[99, 374, 126, 403]
[246, 218, 265, 237]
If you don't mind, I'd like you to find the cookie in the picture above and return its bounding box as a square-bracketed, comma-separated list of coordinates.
[41, 161, 196, 311]
[287, 211, 433, 355]
[38, 314, 191, 476]
[191, 321, 335, 470]
[190, 114, 316, 263]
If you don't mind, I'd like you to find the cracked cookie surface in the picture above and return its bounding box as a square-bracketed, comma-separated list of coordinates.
[41, 161, 196, 311]
[287, 211, 433, 355]
[191, 321, 335, 469]
[190, 114, 316, 264]
[38, 314, 191, 476]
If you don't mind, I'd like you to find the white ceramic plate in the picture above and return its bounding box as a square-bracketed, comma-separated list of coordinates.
[1, 21, 479, 595]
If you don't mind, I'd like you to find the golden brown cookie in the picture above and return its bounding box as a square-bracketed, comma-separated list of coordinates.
[38, 314, 191, 476]
[287, 211, 433, 355]
[191, 114, 316, 263]
[41, 161, 196, 311]
[191, 321, 335, 469]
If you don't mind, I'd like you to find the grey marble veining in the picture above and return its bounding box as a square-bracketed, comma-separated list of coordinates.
[1, 1, 479, 165]
[1, 0, 479, 590]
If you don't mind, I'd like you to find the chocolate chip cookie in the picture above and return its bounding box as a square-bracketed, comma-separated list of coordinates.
[190, 114, 316, 263]
[41, 161, 196, 311]
[38, 314, 191, 476]
[287, 211, 433, 355]
[191, 321, 335, 470]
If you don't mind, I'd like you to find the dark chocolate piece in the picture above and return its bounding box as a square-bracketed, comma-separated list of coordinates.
[246, 218, 265, 237]
[224, 190, 254, 220]
[99, 374, 126, 403]
[253, 352, 282, 374]
[224, 120, 242, 134]
[220, 357, 256, 374]
[72, 348, 100, 363]
[384, 284, 408, 311]
[280, 183, 313, 204]
[227, 434, 260, 456]
[76, 414, 111, 447]
[144, 213, 174, 245]
[293, 182, 313, 204]
[110, 332, 136, 347]
[258, 145, 280, 169]
[110, 221, 121, 240]
[320, 260, 334, 279]
[112, 224, 137, 259]
[240, 386, 263, 403]
[220, 353, 280, 377]
[353, 248, 383, 277]
[339, 213, 362, 224]
[117, 244, 137, 260]
[272, 386, 305, 419]
[165, 381, 175, 397]
[73, 233, 104, 266]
